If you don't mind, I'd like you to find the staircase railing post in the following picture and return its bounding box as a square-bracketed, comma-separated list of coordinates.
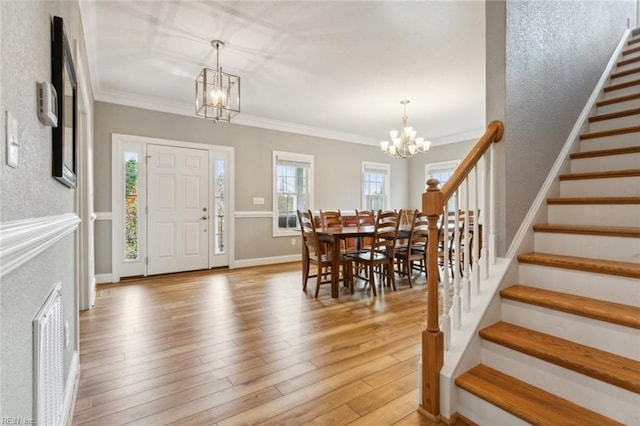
[420, 178, 445, 419]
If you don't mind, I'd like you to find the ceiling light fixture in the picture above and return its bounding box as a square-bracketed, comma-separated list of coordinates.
[380, 100, 431, 158]
[195, 40, 240, 123]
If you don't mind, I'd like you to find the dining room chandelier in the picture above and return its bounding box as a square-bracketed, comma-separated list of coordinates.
[380, 100, 431, 158]
[195, 40, 240, 123]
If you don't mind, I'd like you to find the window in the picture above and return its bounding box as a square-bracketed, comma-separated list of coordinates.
[425, 160, 460, 210]
[362, 162, 390, 211]
[124, 152, 139, 261]
[273, 151, 313, 236]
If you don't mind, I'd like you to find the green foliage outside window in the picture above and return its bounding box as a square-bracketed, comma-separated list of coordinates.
[125, 159, 138, 260]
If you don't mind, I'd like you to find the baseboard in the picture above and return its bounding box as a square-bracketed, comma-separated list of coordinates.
[231, 254, 301, 269]
[95, 273, 112, 284]
[62, 351, 79, 426]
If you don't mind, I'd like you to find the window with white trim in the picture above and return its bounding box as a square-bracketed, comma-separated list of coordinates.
[425, 160, 460, 210]
[273, 151, 313, 236]
[362, 161, 390, 211]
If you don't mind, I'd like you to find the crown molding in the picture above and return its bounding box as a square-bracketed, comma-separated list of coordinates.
[95, 87, 484, 148]
[94, 88, 381, 146]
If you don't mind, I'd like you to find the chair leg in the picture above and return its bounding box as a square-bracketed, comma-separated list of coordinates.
[315, 266, 323, 298]
[389, 262, 397, 291]
[302, 257, 310, 291]
[369, 264, 377, 296]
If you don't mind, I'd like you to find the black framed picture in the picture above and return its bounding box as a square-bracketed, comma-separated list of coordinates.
[51, 16, 77, 188]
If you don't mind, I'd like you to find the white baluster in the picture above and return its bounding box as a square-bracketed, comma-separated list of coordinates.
[472, 167, 480, 296]
[489, 144, 497, 265]
[480, 152, 489, 279]
[441, 203, 451, 350]
[462, 178, 471, 313]
[452, 191, 461, 330]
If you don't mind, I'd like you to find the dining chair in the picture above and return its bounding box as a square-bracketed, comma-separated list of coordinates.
[353, 209, 375, 254]
[319, 209, 342, 229]
[319, 209, 346, 252]
[300, 209, 353, 297]
[394, 210, 428, 288]
[297, 209, 316, 291]
[353, 209, 400, 295]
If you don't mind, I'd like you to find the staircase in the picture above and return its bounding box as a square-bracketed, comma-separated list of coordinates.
[453, 33, 640, 425]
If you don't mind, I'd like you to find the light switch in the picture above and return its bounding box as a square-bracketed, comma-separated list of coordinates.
[6, 111, 19, 168]
[253, 197, 265, 205]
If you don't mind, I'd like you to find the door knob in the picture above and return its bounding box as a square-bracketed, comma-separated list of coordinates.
[201, 216, 208, 220]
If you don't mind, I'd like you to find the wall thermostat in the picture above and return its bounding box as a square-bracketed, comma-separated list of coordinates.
[37, 81, 58, 127]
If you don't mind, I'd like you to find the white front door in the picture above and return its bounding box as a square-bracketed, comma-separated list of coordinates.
[147, 144, 209, 275]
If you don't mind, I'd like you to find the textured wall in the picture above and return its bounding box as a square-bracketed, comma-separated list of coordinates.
[0, 0, 86, 418]
[93, 101, 410, 271]
[498, 0, 635, 253]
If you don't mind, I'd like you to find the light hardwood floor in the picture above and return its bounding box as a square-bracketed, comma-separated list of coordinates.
[73, 262, 449, 425]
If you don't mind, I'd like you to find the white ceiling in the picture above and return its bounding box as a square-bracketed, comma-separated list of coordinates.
[80, 0, 486, 146]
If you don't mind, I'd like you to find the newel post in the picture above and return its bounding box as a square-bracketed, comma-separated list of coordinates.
[419, 178, 444, 420]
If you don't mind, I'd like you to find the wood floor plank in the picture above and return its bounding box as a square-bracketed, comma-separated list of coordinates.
[73, 263, 434, 425]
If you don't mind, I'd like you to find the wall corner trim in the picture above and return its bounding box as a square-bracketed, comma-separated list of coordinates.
[0, 213, 81, 278]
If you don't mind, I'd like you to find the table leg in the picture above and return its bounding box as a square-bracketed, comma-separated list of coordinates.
[331, 234, 340, 298]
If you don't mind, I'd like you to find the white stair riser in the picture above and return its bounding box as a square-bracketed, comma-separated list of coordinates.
[518, 263, 640, 305]
[559, 176, 640, 197]
[579, 132, 640, 151]
[620, 50, 640, 62]
[615, 60, 640, 74]
[570, 152, 640, 173]
[481, 342, 640, 425]
[533, 232, 640, 263]
[501, 300, 639, 359]
[603, 84, 640, 99]
[589, 114, 640, 132]
[597, 97, 640, 115]
[456, 388, 529, 426]
[609, 72, 640, 86]
[547, 204, 640, 227]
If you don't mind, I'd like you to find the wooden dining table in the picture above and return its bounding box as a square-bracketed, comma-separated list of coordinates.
[316, 225, 411, 298]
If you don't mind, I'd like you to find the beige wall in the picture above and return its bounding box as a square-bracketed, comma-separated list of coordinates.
[0, 0, 89, 418]
[93, 102, 412, 272]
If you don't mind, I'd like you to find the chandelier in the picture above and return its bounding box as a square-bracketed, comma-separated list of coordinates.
[195, 40, 240, 123]
[380, 100, 431, 158]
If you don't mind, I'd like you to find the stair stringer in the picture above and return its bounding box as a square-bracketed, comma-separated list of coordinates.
[446, 28, 633, 422]
[437, 257, 514, 419]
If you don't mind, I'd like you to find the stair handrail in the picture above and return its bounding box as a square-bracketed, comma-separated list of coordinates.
[419, 120, 504, 419]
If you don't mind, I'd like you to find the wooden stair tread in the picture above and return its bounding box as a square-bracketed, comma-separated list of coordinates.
[455, 364, 623, 426]
[628, 36, 640, 46]
[558, 169, 640, 180]
[501, 284, 640, 329]
[479, 322, 640, 393]
[589, 107, 640, 122]
[580, 125, 640, 139]
[518, 252, 640, 278]
[618, 55, 640, 67]
[532, 223, 640, 238]
[546, 196, 640, 204]
[597, 92, 640, 107]
[570, 145, 640, 159]
[622, 45, 640, 56]
[611, 67, 640, 79]
[604, 78, 640, 93]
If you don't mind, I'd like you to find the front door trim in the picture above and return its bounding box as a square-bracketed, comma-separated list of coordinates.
[111, 133, 234, 283]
